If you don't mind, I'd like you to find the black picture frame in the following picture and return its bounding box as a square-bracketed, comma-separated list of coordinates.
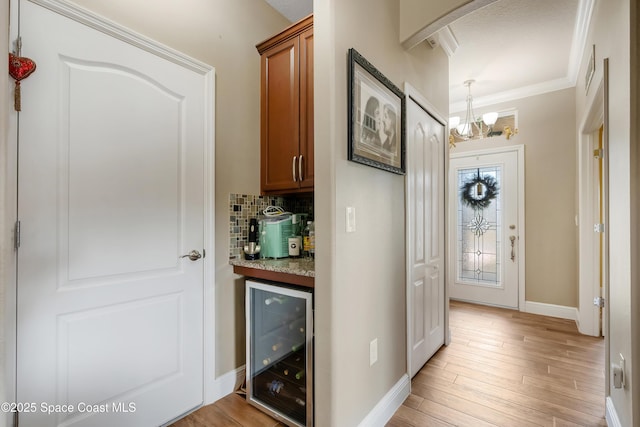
[348, 48, 405, 175]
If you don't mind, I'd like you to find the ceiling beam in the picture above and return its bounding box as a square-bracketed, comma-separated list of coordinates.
[400, 0, 498, 51]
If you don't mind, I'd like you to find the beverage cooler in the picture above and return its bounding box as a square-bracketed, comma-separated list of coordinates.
[246, 280, 313, 427]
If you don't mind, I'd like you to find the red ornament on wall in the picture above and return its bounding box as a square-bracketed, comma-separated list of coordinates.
[8, 52, 37, 111]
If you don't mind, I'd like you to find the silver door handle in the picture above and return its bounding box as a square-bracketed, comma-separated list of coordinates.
[509, 236, 516, 262]
[292, 156, 297, 182]
[299, 155, 303, 181]
[181, 250, 202, 261]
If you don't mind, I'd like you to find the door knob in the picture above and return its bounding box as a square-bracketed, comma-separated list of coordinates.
[181, 250, 202, 261]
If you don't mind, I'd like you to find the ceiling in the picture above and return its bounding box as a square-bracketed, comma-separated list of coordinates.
[263, 0, 594, 114]
[264, 0, 312, 23]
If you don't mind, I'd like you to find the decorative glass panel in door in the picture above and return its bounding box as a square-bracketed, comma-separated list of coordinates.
[457, 166, 502, 286]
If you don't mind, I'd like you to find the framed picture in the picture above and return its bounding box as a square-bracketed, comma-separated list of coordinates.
[348, 48, 405, 174]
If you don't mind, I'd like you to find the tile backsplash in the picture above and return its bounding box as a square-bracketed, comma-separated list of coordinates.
[229, 193, 313, 259]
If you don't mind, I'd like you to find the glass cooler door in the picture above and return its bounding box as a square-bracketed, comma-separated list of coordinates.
[246, 280, 313, 427]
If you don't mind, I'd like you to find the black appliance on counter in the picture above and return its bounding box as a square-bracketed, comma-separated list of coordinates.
[244, 218, 260, 260]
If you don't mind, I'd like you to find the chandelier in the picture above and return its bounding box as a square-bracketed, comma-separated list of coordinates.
[449, 80, 512, 141]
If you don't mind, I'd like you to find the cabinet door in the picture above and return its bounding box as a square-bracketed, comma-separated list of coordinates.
[298, 28, 314, 190]
[260, 37, 300, 193]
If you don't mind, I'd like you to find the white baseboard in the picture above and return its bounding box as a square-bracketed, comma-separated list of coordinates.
[524, 301, 578, 322]
[206, 365, 245, 404]
[358, 374, 410, 427]
[605, 396, 622, 427]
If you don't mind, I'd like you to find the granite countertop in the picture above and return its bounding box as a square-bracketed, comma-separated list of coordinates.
[229, 257, 315, 278]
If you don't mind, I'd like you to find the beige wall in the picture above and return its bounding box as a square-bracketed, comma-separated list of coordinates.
[574, 0, 635, 424]
[314, 0, 449, 425]
[452, 88, 578, 307]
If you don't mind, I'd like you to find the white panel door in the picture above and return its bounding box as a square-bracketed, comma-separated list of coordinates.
[15, 2, 211, 426]
[406, 96, 445, 378]
[449, 150, 520, 309]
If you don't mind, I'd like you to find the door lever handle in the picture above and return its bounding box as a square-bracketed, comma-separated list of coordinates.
[509, 236, 516, 262]
[181, 250, 202, 261]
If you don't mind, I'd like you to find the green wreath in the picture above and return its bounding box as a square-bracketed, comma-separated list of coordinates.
[460, 174, 499, 209]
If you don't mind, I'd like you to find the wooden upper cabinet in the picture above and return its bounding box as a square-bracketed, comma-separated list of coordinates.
[257, 15, 313, 195]
[298, 27, 314, 191]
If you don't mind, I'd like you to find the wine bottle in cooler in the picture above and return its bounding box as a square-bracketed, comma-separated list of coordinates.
[264, 295, 286, 305]
[265, 380, 305, 407]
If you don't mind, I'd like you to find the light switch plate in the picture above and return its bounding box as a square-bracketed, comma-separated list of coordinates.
[370, 338, 378, 366]
[346, 207, 356, 232]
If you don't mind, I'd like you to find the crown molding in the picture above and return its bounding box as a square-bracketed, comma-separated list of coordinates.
[450, 77, 574, 113]
[567, 0, 596, 84]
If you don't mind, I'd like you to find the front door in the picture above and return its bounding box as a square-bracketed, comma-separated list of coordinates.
[14, 1, 211, 425]
[406, 92, 446, 378]
[449, 149, 522, 309]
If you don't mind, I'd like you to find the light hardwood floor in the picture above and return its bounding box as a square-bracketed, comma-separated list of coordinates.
[171, 300, 606, 426]
[388, 300, 606, 426]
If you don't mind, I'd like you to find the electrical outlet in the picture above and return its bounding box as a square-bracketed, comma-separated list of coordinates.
[370, 338, 378, 366]
[613, 353, 626, 389]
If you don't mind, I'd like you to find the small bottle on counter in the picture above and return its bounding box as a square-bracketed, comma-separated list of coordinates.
[302, 221, 312, 258]
[308, 221, 315, 259]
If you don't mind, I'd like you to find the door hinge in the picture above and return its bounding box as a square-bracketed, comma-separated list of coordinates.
[12, 36, 22, 55]
[593, 148, 604, 159]
[14, 220, 21, 250]
[594, 296, 605, 308]
[593, 223, 605, 233]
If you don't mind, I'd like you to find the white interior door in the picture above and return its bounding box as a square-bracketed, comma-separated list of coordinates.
[406, 94, 445, 378]
[15, 1, 212, 426]
[448, 149, 521, 309]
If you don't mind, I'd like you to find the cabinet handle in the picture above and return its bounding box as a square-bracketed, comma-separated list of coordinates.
[298, 155, 303, 181]
[292, 156, 297, 182]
